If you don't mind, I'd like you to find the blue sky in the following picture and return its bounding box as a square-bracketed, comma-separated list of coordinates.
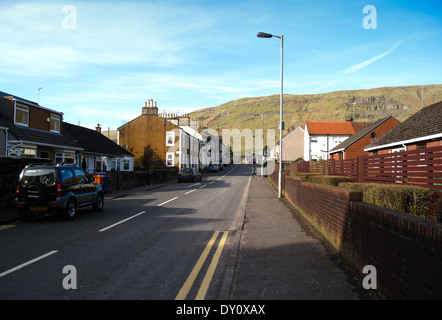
[1, 0, 441, 130]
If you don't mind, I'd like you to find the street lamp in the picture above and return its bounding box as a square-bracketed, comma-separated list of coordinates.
[257, 32, 283, 198]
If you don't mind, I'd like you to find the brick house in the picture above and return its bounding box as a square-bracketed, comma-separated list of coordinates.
[0, 91, 82, 161]
[329, 116, 400, 160]
[364, 101, 442, 154]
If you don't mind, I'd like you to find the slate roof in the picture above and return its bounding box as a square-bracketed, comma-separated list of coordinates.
[365, 101, 442, 151]
[305, 121, 355, 135]
[329, 116, 396, 153]
[2, 119, 82, 150]
[63, 122, 133, 157]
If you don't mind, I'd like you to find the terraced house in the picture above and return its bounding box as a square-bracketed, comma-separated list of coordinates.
[118, 100, 204, 170]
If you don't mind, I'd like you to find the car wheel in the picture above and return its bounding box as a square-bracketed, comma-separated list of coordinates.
[93, 193, 104, 212]
[61, 198, 77, 220]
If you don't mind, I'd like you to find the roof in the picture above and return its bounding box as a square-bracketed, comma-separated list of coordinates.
[329, 116, 397, 153]
[63, 122, 134, 157]
[305, 121, 355, 135]
[2, 119, 82, 150]
[0, 90, 62, 114]
[365, 101, 442, 151]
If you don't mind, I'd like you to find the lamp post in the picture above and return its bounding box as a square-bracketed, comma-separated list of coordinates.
[257, 32, 283, 198]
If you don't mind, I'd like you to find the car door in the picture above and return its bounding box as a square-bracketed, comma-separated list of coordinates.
[73, 168, 94, 205]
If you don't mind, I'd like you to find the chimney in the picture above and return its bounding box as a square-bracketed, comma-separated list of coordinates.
[96, 124, 101, 133]
[142, 99, 158, 115]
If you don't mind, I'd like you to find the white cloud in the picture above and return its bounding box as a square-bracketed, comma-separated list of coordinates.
[342, 41, 402, 74]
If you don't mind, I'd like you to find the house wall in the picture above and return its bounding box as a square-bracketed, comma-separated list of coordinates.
[344, 117, 400, 159]
[0, 97, 63, 133]
[118, 114, 180, 166]
[281, 128, 304, 161]
[306, 134, 349, 160]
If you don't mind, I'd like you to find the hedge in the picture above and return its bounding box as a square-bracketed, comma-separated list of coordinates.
[339, 182, 441, 222]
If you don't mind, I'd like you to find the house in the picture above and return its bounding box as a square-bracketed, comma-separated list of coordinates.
[118, 100, 204, 169]
[270, 127, 304, 161]
[0, 91, 82, 161]
[304, 121, 356, 160]
[329, 116, 400, 160]
[365, 101, 442, 154]
[63, 122, 134, 173]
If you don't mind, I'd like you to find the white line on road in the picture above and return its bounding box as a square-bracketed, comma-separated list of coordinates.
[199, 184, 207, 189]
[99, 211, 146, 232]
[0, 250, 58, 278]
[209, 181, 215, 184]
[157, 197, 179, 206]
[185, 189, 196, 195]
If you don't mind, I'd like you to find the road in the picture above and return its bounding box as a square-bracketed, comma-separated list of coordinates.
[0, 164, 252, 300]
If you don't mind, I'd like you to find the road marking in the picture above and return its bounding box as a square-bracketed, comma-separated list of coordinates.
[99, 211, 146, 232]
[187, 183, 199, 188]
[175, 231, 229, 300]
[176, 231, 219, 300]
[185, 189, 196, 195]
[199, 184, 207, 189]
[0, 225, 15, 231]
[0, 250, 58, 278]
[157, 197, 179, 206]
[216, 177, 222, 181]
[209, 181, 215, 185]
[196, 231, 228, 300]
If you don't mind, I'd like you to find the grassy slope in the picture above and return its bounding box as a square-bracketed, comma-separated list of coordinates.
[190, 84, 442, 142]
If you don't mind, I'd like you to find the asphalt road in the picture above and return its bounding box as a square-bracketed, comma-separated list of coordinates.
[0, 164, 252, 300]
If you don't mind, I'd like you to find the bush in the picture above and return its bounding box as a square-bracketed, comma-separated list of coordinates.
[339, 182, 441, 222]
[305, 175, 355, 187]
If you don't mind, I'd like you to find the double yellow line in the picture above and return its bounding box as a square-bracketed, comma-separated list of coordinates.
[0, 225, 15, 231]
[176, 230, 228, 300]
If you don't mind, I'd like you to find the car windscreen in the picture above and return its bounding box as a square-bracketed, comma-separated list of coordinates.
[180, 168, 193, 173]
[21, 169, 56, 186]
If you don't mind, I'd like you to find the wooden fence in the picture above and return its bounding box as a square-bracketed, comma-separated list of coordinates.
[298, 145, 442, 195]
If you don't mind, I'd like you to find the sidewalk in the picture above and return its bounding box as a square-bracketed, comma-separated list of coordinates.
[0, 183, 167, 225]
[228, 175, 368, 300]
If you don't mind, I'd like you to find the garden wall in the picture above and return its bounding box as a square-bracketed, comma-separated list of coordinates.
[268, 172, 442, 299]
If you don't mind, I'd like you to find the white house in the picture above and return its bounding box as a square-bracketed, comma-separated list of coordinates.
[304, 121, 355, 160]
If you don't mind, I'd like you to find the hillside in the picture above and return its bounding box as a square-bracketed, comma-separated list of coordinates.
[190, 84, 442, 142]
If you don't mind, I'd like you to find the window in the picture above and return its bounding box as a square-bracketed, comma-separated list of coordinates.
[59, 168, 74, 185]
[310, 136, 318, 143]
[50, 114, 61, 133]
[15, 105, 29, 126]
[166, 131, 175, 146]
[74, 168, 87, 184]
[166, 152, 174, 167]
[55, 152, 75, 164]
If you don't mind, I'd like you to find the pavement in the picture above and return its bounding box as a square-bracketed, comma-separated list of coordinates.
[226, 174, 374, 300]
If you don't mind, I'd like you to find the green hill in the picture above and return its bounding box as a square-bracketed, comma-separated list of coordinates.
[190, 84, 442, 142]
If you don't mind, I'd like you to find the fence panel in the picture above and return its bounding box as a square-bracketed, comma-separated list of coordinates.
[297, 145, 442, 195]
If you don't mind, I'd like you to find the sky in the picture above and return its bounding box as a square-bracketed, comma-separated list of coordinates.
[0, 0, 441, 130]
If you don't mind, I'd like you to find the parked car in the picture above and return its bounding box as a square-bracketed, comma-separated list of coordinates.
[177, 168, 202, 183]
[15, 164, 104, 221]
[208, 163, 220, 172]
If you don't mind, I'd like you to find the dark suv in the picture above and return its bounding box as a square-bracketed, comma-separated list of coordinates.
[15, 164, 104, 220]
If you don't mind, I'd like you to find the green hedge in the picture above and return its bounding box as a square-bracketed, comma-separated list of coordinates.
[339, 182, 441, 222]
[305, 175, 355, 187]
